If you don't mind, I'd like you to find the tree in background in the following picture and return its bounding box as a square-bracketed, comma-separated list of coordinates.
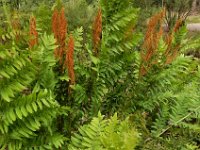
[164, 0, 194, 30]
[133, 0, 195, 31]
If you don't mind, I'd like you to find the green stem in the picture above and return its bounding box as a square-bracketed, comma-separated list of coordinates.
[156, 105, 200, 137]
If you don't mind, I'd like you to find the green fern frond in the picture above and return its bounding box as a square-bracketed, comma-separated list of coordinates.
[69, 113, 140, 150]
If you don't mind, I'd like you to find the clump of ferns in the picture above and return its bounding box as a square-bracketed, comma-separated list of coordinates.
[140, 9, 185, 77]
[51, 4, 75, 92]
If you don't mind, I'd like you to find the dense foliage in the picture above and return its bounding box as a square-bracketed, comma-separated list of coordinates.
[0, 0, 200, 149]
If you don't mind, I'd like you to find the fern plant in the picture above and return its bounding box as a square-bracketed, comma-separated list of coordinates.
[68, 113, 140, 150]
[128, 11, 200, 149]
[0, 26, 65, 149]
[1, 0, 200, 149]
[72, 0, 140, 116]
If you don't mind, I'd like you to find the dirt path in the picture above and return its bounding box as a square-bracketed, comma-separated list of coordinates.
[163, 23, 200, 32]
[187, 23, 200, 31]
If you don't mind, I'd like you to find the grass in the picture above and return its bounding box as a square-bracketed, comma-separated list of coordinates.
[187, 15, 200, 23]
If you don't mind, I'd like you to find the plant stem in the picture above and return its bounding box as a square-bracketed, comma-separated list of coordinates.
[156, 105, 200, 137]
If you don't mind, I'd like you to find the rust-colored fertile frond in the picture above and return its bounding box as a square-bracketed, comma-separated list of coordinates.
[92, 8, 102, 56]
[52, 7, 67, 63]
[142, 10, 164, 57]
[52, 9, 59, 40]
[165, 46, 179, 64]
[11, 17, 21, 41]
[52, 9, 60, 57]
[58, 7, 67, 61]
[140, 10, 165, 77]
[173, 19, 183, 32]
[165, 19, 183, 64]
[29, 16, 38, 49]
[59, 8, 67, 40]
[164, 34, 173, 56]
[11, 18, 20, 30]
[65, 35, 75, 85]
